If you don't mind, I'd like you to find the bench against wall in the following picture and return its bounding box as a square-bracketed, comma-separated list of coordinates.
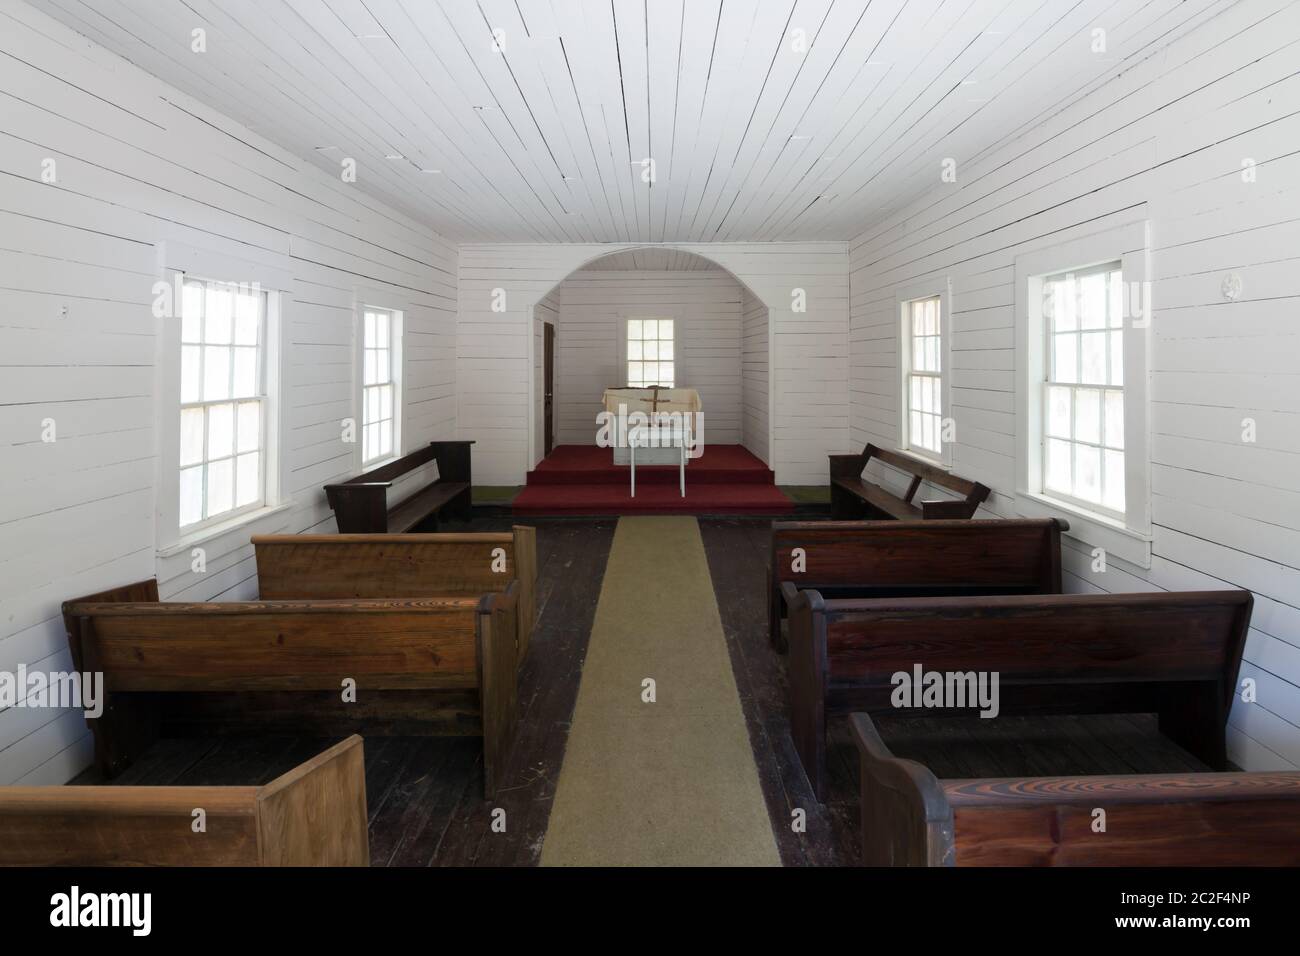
[325, 440, 474, 533]
[828, 443, 989, 520]
[0, 736, 369, 866]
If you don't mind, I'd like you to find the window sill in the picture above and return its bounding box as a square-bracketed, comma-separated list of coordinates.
[157, 500, 294, 558]
[895, 446, 951, 470]
[1014, 491, 1152, 569]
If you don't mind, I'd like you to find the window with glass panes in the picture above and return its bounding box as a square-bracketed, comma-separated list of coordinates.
[903, 295, 943, 456]
[1042, 263, 1125, 515]
[362, 309, 397, 464]
[179, 279, 267, 529]
[627, 319, 674, 387]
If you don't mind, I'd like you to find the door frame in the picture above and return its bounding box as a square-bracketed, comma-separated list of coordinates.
[543, 320, 555, 457]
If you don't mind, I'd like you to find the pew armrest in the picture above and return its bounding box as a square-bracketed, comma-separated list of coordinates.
[919, 498, 980, 519]
[852, 713, 955, 866]
[256, 735, 369, 866]
[828, 453, 866, 479]
[324, 482, 391, 533]
[478, 581, 520, 797]
[430, 440, 475, 484]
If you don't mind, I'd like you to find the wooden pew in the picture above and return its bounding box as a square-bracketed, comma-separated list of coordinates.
[828, 444, 989, 520]
[768, 518, 1065, 651]
[253, 527, 538, 659]
[787, 589, 1253, 800]
[62, 579, 518, 797]
[852, 716, 1300, 866]
[0, 736, 368, 866]
[325, 440, 474, 533]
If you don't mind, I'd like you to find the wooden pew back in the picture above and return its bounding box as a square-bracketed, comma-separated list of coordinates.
[71, 597, 486, 690]
[823, 591, 1250, 695]
[252, 527, 538, 657]
[0, 736, 368, 866]
[769, 518, 1064, 650]
[63, 580, 518, 794]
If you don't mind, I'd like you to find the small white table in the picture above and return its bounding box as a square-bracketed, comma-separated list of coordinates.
[629, 426, 687, 498]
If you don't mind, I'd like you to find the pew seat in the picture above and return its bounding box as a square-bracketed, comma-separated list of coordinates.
[0, 736, 368, 866]
[853, 714, 1300, 866]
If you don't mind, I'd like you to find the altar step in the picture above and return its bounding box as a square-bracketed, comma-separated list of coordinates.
[511, 481, 791, 516]
[513, 444, 791, 516]
[524, 444, 774, 486]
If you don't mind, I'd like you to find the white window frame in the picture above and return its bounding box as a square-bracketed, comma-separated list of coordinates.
[177, 277, 270, 533]
[1014, 221, 1152, 568]
[619, 311, 681, 388]
[155, 243, 289, 557]
[897, 278, 953, 467]
[358, 305, 403, 467]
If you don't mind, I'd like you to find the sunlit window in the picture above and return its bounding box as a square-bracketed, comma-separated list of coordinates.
[1041, 263, 1125, 515]
[362, 309, 398, 463]
[902, 295, 943, 457]
[627, 318, 674, 387]
[179, 279, 267, 528]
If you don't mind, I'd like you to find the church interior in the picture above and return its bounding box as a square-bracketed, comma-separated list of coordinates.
[0, 0, 1298, 884]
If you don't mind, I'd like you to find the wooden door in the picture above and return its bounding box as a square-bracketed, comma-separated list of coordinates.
[543, 322, 555, 457]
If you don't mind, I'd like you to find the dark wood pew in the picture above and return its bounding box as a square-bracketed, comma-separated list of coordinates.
[0, 737, 368, 867]
[253, 527, 538, 660]
[852, 715, 1300, 866]
[324, 440, 474, 533]
[768, 518, 1066, 651]
[828, 444, 989, 520]
[787, 589, 1252, 800]
[62, 579, 517, 797]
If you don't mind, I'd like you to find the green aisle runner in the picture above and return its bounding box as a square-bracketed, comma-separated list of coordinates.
[541, 516, 780, 866]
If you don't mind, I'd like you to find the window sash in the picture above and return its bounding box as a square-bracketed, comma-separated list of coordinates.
[362, 309, 397, 464]
[179, 278, 268, 530]
[626, 318, 675, 387]
[1040, 265, 1125, 517]
[902, 295, 943, 458]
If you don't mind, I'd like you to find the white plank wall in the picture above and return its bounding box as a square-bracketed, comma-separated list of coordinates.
[458, 242, 848, 484]
[0, 1, 456, 784]
[847, 0, 1300, 771]
[552, 270, 743, 447]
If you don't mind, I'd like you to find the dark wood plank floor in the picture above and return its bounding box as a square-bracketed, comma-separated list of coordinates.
[73, 514, 1212, 867]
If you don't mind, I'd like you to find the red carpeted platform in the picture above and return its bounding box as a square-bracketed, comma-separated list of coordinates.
[513, 444, 792, 515]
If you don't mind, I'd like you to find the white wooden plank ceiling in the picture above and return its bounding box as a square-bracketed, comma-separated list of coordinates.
[579, 249, 720, 270]
[26, 0, 1215, 243]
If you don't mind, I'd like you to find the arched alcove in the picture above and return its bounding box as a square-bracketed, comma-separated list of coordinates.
[524, 244, 775, 473]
